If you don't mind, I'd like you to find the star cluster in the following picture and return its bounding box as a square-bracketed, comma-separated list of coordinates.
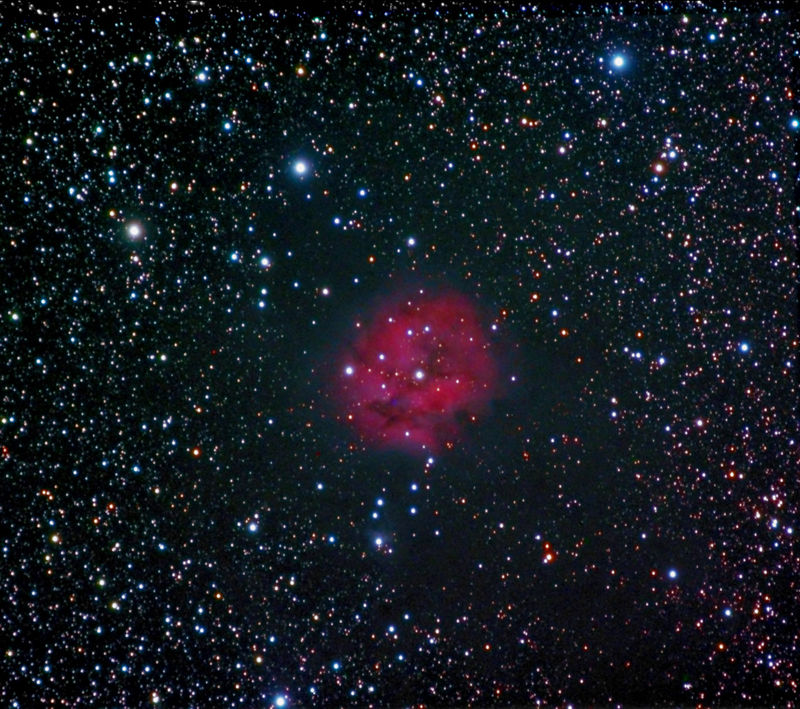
[1, 5, 797, 707]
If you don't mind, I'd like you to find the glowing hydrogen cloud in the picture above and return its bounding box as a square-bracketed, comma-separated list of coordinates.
[331, 287, 500, 454]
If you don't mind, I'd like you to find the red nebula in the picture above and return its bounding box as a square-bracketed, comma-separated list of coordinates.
[331, 287, 499, 454]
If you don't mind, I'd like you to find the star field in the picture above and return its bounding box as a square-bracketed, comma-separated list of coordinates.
[1, 5, 798, 707]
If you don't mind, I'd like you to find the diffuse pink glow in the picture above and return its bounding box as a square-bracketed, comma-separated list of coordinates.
[333, 288, 499, 454]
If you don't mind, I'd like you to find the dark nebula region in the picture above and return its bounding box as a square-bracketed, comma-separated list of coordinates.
[332, 287, 499, 454]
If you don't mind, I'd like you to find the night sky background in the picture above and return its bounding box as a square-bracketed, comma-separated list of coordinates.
[2, 4, 798, 707]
